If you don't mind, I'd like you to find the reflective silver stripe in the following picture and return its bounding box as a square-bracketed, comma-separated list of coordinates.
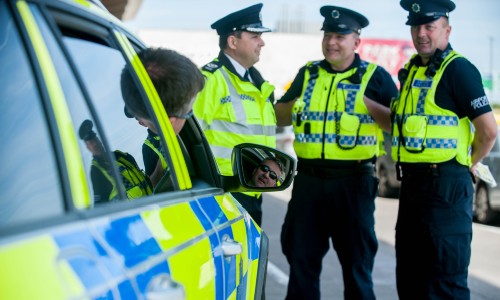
[295, 133, 377, 145]
[205, 119, 275, 136]
[294, 111, 374, 123]
[302, 62, 319, 111]
[197, 118, 209, 130]
[396, 114, 459, 126]
[391, 136, 457, 149]
[427, 115, 458, 126]
[211, 144, 234, 159]
[220, 69, 247, 124]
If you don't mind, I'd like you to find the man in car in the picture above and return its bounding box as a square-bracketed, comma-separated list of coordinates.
[124, 106, 166, 178]
[250, 157, 284, 188]
[120, 47, 205, 187]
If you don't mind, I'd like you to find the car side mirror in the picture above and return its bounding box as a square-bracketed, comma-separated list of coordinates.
[223, 143, 296, 192]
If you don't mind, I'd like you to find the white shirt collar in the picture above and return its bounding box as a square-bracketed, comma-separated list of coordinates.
[224, 53, 247, 78]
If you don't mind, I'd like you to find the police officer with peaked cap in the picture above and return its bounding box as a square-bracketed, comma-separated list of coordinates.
[193, 3, 276, 226]
[393, 0, 497, 299]
[275, 5, 398, 300]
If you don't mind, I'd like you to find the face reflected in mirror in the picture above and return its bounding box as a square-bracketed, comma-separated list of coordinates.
[237, 144, 296, 191]
[251, 158, 283, 187]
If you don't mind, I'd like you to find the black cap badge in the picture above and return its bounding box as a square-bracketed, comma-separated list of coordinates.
[331, 10, 340, 19]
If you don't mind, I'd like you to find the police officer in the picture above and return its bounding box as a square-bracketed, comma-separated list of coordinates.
[274, 6, 397, 299]
[79, 119, 153, 203]
[394, 1, 497, 299]
[193, 3, 276, 226]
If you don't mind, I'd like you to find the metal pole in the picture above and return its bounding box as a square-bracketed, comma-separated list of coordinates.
[490, 36, 494, 79]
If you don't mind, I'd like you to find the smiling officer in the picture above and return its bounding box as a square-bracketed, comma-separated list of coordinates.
[193, 4, 276, 226]
[393, 1, 497, 299]
[275, 5, 398, 300]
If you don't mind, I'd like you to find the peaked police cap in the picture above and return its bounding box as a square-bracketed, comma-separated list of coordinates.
[320, 6, 369, 35]
[400, 0, 455, 25]
[211, 3, 271, 36]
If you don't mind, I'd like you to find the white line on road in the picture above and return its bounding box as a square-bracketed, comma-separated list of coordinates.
[267, 261, 289, 286]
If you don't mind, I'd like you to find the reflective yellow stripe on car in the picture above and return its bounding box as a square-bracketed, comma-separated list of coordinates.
[16, 0, 90, 209]
[114, 30, 192, 190]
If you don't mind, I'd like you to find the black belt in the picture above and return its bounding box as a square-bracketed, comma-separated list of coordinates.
[396, 160, 469, 180]
[298, 162, 374, 179]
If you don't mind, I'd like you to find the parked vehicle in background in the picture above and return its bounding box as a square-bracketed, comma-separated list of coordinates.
[377, 126, 500, 224]
[0, 1, 296, 299]
[474, 127, 500, 224]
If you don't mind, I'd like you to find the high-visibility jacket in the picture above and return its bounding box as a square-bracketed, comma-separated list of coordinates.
[292, 60, 381, 160]
[194, 59, 276, 177]
[92, 150, 153, 201]
[144, 136, 167, 170]
[391, 50, 473, 166]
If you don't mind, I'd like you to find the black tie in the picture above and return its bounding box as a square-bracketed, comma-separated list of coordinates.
[243, 70, 250, 81]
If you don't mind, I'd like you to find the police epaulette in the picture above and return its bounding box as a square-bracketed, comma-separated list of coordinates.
[202, 61, 222, 73]
[307, 61, 321, 80]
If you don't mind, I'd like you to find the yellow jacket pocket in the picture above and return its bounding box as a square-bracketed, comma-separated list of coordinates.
[402, 115, 427, 151]
[338, 113, 360, 148]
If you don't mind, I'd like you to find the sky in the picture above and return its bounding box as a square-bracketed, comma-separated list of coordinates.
[124, 0, 500, 76]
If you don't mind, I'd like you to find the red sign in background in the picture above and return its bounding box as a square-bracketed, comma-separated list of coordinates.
[358, 39, 416, 81]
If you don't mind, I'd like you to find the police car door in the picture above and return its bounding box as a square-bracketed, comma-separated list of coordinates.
[0, 0, 223, 299]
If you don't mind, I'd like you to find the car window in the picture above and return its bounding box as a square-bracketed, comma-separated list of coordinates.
[30, 5, 109, 206]
[0, 3, 64, 228]
[41, 6, 175, 205]
[63, 33, 165, 203]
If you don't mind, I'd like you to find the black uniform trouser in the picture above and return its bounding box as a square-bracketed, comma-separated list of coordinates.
[396, 165, 473, 300]
[281, 169, 379, 300]
[232, 192, 263, 226]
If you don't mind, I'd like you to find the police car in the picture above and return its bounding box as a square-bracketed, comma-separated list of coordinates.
[0, 0, 296, 299]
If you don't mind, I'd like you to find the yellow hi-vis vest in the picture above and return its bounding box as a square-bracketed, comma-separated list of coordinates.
[144, 137, 167, 170]
[391, 50, 473, 166]
[292, 60, 381, 160]
[194, 62, 276, 177]
[92, 150, 153, 201]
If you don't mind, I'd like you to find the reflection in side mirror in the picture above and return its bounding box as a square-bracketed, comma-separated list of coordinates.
[232, 143, 297, 192]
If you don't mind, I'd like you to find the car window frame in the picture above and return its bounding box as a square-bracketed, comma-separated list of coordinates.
[46, 2, 218, 198]
[45, 3, 189, 196]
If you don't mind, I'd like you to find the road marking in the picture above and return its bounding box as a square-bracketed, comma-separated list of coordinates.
[267, 261, 289, 285]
